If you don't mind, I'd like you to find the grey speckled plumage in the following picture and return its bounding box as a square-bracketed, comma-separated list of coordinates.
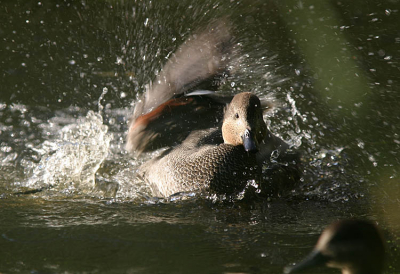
[139, 128, 259, 197]
[127, 20, 300, 198]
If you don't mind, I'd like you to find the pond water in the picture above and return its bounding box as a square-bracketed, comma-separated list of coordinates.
[1, 0, 400, 273]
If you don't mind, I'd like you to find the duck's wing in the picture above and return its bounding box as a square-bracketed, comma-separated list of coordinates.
[131, 19, 233, 121]
[127, 19, 234, 154]
[127, 92, 232, 154]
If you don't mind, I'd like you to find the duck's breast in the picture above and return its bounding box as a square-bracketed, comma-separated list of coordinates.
[139, 137, 259, 197]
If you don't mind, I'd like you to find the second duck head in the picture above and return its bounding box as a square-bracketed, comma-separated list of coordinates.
[284, 219, 385, 274]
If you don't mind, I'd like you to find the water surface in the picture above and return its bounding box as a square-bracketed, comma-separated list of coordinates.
[1, 0, 400, 273]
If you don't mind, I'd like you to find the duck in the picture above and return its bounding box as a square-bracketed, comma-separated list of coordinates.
[126, 20, 299, 198]
[284, 219, 386, 274]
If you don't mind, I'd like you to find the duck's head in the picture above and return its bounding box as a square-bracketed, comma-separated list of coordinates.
[222, 92, 268, 152]
[284, 219, 385, 274]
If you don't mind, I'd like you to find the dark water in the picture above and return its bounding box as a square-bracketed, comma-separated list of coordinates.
[1, 0, 400, 273]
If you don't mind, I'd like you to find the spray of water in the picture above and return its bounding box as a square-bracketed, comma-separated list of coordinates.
[24, 98, 112, 195]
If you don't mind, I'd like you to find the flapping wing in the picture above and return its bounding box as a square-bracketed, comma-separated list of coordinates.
[127, 19, 234, 154]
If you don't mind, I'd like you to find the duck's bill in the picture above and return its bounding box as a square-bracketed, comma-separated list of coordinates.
[242, 129, 258, 152]
[283, 250, 329, 273]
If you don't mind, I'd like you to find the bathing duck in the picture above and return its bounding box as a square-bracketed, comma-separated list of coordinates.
[284, 219, 385, 274]
[126, 20, 299, 197]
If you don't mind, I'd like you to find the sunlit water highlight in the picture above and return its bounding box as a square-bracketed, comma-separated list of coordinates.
[23, 110, 111, 193]
[1, 1, 400, 273]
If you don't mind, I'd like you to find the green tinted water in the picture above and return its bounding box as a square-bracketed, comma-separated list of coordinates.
[1, 0, 400, 273]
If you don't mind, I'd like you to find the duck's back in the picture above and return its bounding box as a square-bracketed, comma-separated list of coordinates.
[138, 129, 259, 197]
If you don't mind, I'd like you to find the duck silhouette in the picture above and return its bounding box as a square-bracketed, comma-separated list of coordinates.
[126, 20, 299, 198]
[284, 219, 385, 274]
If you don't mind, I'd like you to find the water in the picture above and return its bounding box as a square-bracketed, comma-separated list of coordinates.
[1, 0, 400, 273]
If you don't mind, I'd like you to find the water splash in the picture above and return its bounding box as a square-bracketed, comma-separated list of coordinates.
[24, 111, 112, 194]
[98, 87, 108, 113]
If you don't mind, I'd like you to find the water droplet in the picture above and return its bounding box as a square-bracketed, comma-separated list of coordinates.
[116, 56, 123, 65]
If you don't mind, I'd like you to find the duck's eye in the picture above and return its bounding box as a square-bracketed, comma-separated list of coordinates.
[235, 113, 239, 119]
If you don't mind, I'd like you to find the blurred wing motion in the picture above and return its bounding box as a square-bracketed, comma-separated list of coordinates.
[127, 19, 234, 154]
